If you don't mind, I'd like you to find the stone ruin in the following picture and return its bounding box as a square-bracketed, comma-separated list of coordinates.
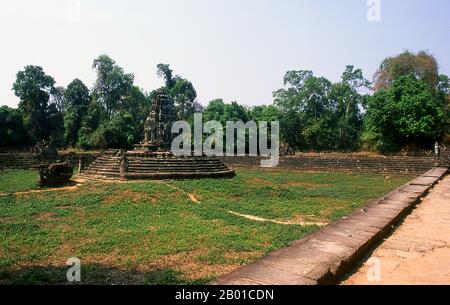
[81, 88, 235, 180]
[38, 161, 73, 186]
[135, 88, 176, 151]
[32, 140, 58, 156]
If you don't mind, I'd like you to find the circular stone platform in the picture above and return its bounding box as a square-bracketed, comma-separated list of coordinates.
[81, 149, 235, 180]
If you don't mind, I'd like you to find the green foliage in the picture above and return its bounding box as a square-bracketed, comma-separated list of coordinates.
[12, 65, 62, 143]
[156, 63, 198, 120]
[203, 99, 251, 124]
[5, 52, 449, 153]
[248, 105, 282, 123]
[0, 106, 30, 147]
[74, 57, 149, 149]
[156, 64, 176, 89]
[77, 112, 140, 149]
[64, 79, 90, 147]
[121, 86, 150, 124]
[273, 66, 369, 151]
[330, 66, 370, 150]
[102, 112, 140, 148]
[365, 75, 447, 152]
[92, 55, 134, 119]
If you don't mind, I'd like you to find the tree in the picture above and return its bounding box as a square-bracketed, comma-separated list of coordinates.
[157, 64, 176, 89]
[171, 78, 197, 120]
[365, 75, 446, 152]
[50, 86, 66, 113]
[102, 112, 138, 148]
[249, 105, 282, 123]
[77, 100, 104, 149]
[273, 67, 370, 151]
[120, 86, 150, 142]
[0, 106, 30, 147]
[374, 50, 439, 91]
[156, 63, 198, 120]
[92, 55, 134, 119]
[203, 99, 226, 124]
[12, 65, 59, 142]
[64, 79, 90, 147]
[330, 66, 370, 150]
[273, 70, 335, 150]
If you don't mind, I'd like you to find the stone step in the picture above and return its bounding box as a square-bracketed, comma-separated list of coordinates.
[83, 170, 120, 177]
[127, 159, 224, 163]
[127, 168, 228, 173]
[127, 167, 228, 172]
[88, 163, 120, 168]
[128, 162, 224, 168]
[124, 170, 235, 180]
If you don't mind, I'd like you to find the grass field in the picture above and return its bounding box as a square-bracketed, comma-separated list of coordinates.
[0, 168, 412, 284]
[0, 169, 40, 193]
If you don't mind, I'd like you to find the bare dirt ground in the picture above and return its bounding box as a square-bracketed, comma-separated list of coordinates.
[343, 175, 450, 285]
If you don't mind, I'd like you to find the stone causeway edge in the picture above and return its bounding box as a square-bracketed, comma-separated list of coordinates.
[211, 167, 449, 285]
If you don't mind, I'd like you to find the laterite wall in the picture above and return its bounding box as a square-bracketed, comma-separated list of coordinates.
[0, 152, 448, 174]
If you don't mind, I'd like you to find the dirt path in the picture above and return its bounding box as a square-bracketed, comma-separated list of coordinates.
[227, 211, 327, 227]
[343, 175, 450, 285]
[0, 177, 86, 197]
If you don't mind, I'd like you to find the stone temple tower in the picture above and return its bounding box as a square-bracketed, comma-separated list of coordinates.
[139, 88, 176, 151]
[83, 87, 235, 180]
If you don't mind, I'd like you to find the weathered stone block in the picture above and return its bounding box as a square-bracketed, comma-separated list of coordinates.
[38, 162, 73, 186]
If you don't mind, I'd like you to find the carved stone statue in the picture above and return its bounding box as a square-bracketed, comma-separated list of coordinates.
[32, 140, 58, 156]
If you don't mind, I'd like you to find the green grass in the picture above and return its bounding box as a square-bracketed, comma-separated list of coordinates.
[0, 169, 39, 193]
[0, 168, 412, 284]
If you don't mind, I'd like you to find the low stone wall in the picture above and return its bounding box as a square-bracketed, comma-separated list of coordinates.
[212, 167, 449, 285]
[1, 152, 448, 174]
[0, 152, 99, 170]
[220, 154, 448, 174]
[60, 152, 99, 171]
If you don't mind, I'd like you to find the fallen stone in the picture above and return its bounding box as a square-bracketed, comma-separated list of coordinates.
[38, 162, 73, 186]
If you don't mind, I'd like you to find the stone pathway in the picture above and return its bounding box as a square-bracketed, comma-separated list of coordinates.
[343, 175, 450, 285]
[211, 168, 448, 285]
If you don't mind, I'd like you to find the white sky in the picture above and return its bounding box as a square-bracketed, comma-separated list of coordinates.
[0, 0, 449, 108]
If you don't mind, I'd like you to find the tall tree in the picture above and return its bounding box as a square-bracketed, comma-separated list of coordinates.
[12, 65, 58, 142]
[64, 79, 90, 147]
[50, 86, 66, 113]
[120, 86, 151, 142]
[0, 106, 30, 147]
[92, 55, 134, 119]
[374, 50, 439, 91]
[157, 64, 176, 89]
[156, 63, 198, 120]
[273, 70, 334, 150]
[330, 66, 370, 150]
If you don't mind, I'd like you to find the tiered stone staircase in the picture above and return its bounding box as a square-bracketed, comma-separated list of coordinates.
[80, 150, 235, 180]
[80, 153, 122, 180]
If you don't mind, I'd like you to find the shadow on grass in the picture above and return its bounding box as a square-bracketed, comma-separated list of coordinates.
[38, 180, 80, 189]
[0, 264, 212, 285]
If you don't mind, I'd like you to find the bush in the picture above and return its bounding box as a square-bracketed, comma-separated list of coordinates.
[76, 112, 138, 149]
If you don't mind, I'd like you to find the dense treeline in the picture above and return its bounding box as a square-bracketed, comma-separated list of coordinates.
[1, 51, 449, 153]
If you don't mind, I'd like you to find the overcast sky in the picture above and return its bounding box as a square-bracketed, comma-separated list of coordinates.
[0, 0, 449, 108]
